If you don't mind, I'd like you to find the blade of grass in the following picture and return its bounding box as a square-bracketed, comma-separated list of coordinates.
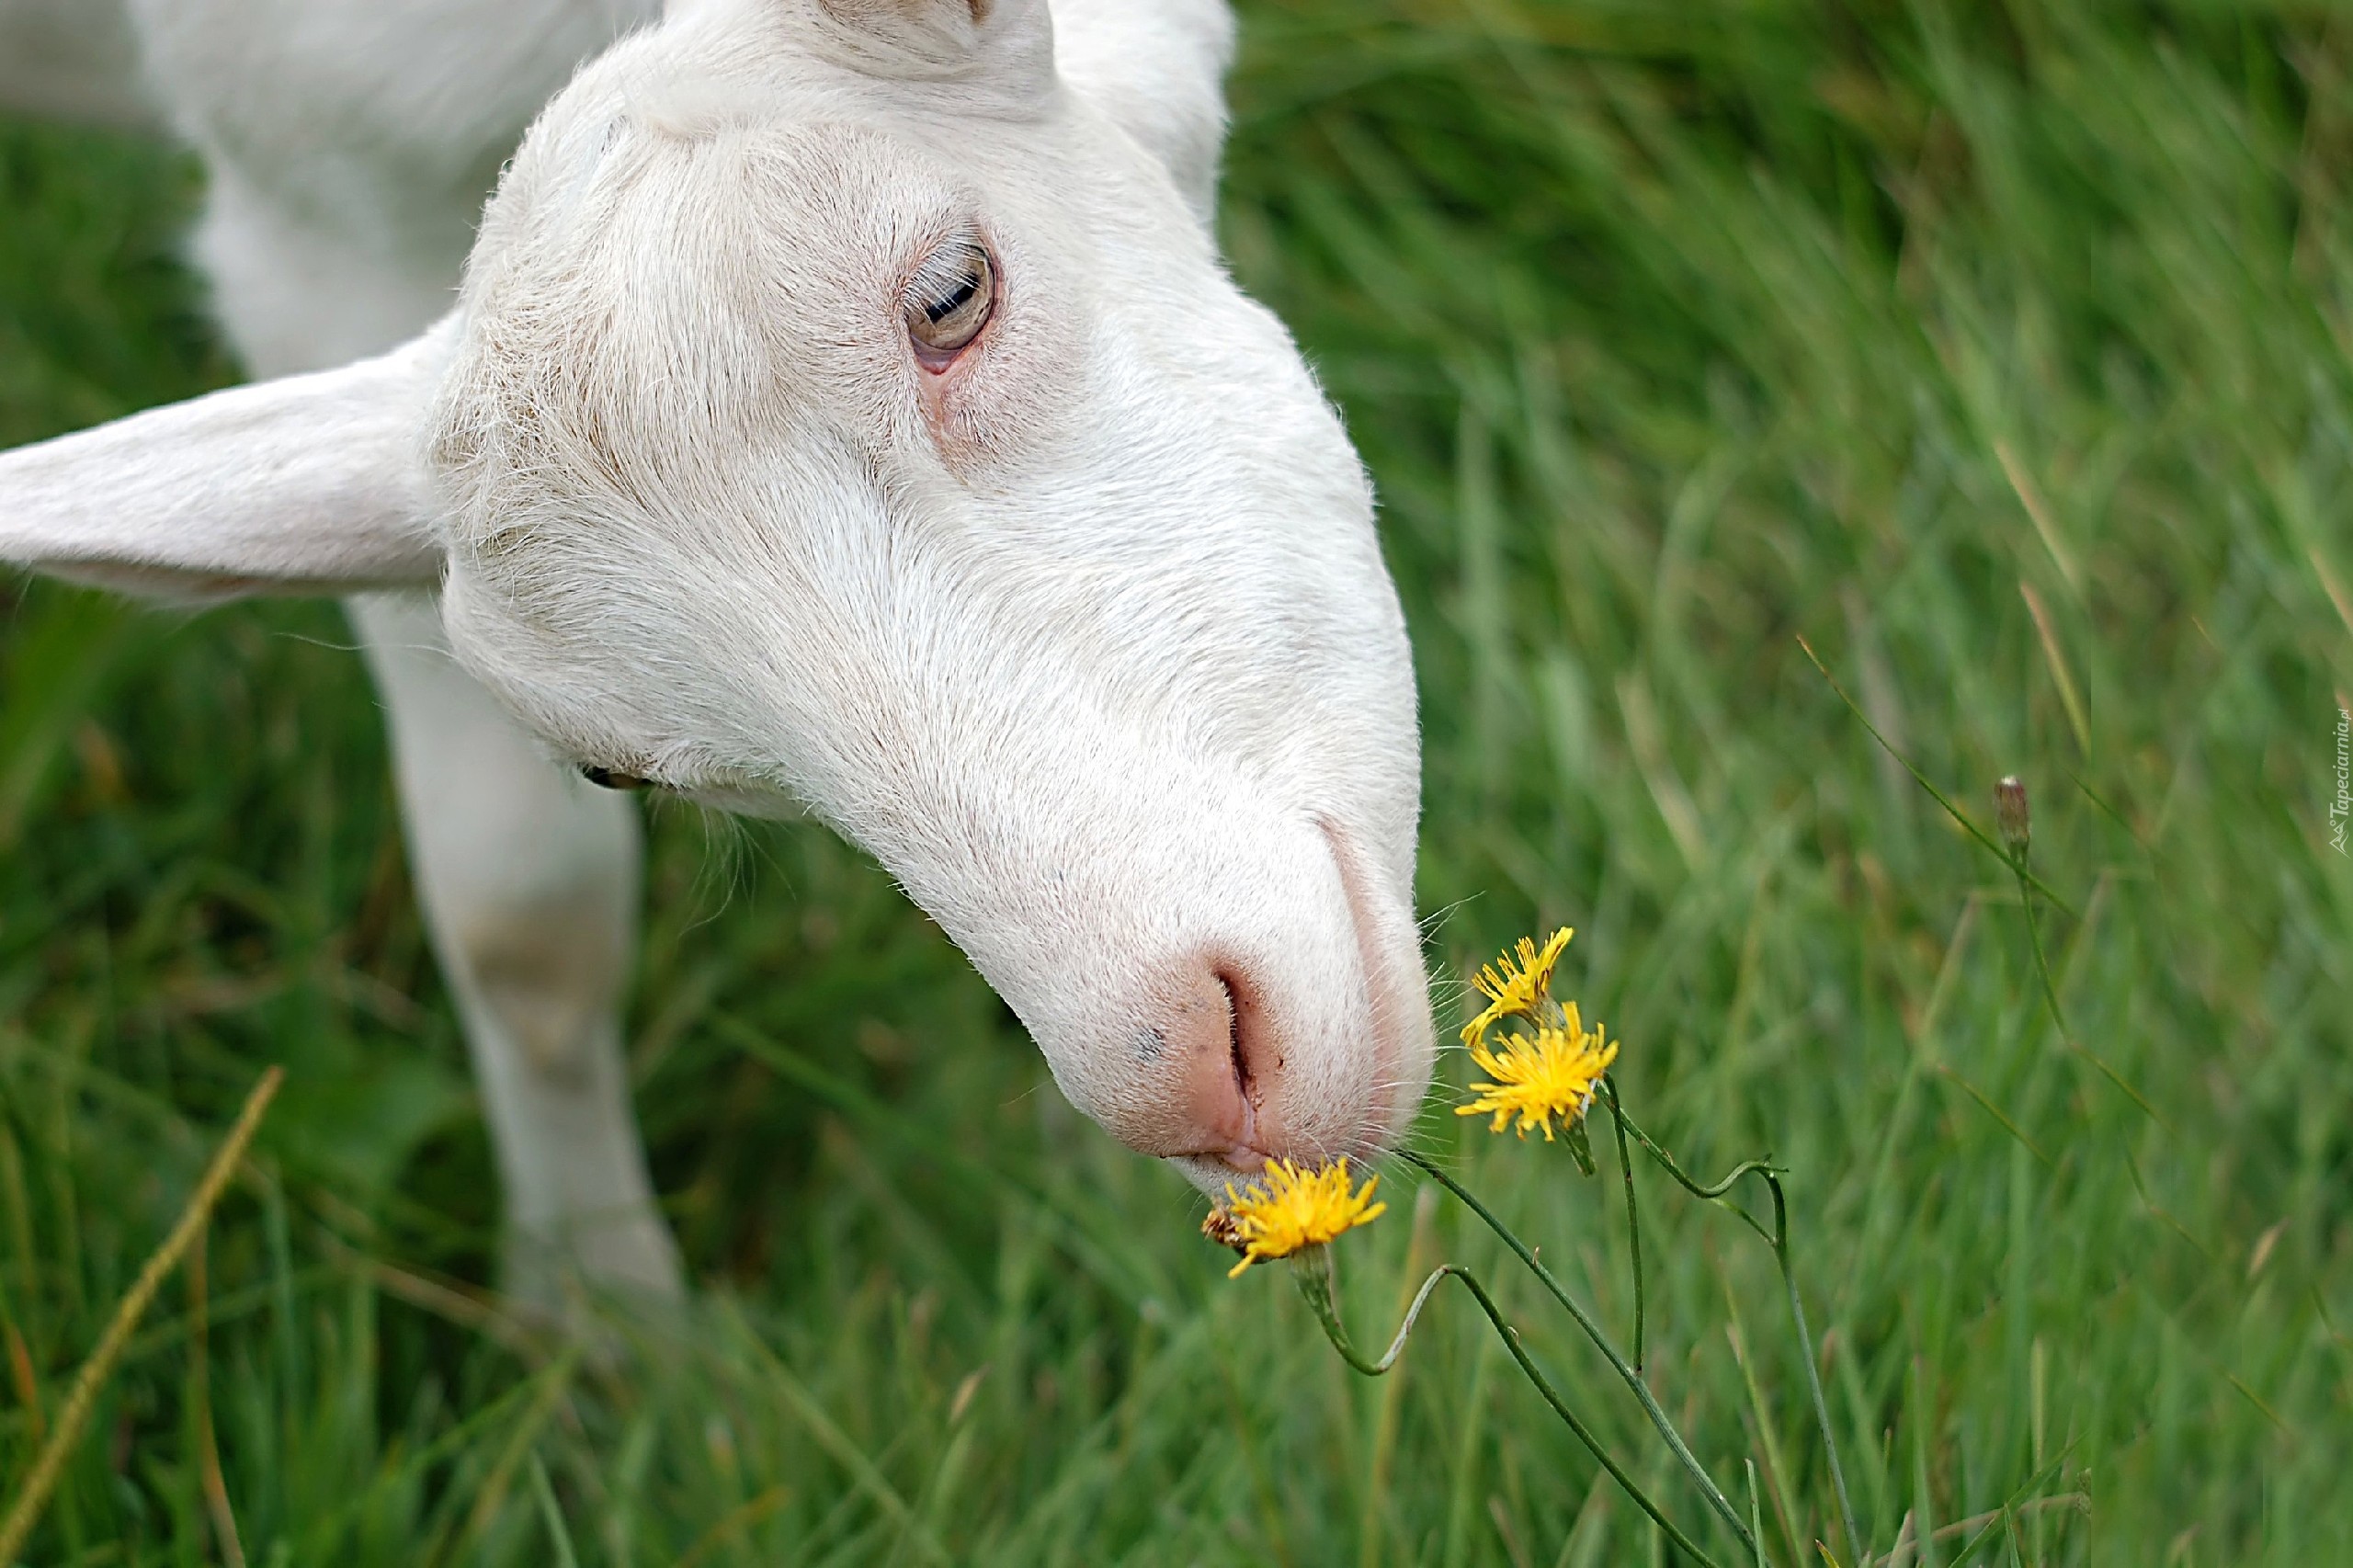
[727, 1301, 954, 1568]
[0, 1064, 280, 1564]
[530, 1453, 582, 1568]
[2018, 582, 2091, 758]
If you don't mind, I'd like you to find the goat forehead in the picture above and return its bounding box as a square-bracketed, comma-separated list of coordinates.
[482, 110, 1120, 369]
[507, 115, 969, 283]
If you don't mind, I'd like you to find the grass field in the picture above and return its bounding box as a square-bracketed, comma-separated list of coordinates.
[3, 1, 2349, 1562]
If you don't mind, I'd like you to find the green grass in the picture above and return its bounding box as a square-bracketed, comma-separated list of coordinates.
[3, 0, 2349, 1562]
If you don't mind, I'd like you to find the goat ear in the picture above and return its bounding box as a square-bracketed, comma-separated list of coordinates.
[813, 0, 1053, 93]
[0, 326, 447, 604]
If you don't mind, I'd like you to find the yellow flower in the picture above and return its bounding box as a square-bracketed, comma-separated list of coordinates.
[1213, 1158, 1388, 1278]
[1457, 1006, 1620, 1141]
[1461, 926, 1574, 1045]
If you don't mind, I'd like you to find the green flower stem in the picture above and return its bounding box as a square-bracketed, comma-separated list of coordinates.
[1292, 1253, 1724, 1568]
[1600, 1107, 1863, 1564]
[1600, 1114, 1779, 1238]
[1602, 1079, 1646, 1371]
[1400, 1150, 1755, 1555]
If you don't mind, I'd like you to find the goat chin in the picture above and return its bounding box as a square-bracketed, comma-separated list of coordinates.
[0, 0, 1429, 1298]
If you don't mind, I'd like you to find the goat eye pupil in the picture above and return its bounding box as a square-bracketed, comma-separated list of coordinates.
[579, 765, 649, 791]
[926, 275, 979, 323]
[905, 238, 995, 358]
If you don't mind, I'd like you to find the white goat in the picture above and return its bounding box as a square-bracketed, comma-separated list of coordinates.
[0, 0, 1432, 1308]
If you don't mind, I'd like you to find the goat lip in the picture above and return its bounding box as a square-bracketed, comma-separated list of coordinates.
[1171, 1143, 1276, 1176]
[1233, 1084, 1260, 1152]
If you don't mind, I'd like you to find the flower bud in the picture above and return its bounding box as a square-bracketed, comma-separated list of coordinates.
[1995, 776, 2031, 858]
[1200, 1206, 1245, 1256]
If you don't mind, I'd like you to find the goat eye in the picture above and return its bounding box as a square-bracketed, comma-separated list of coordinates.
[904, 239, 995, 363]
[579, 765, 651, 791]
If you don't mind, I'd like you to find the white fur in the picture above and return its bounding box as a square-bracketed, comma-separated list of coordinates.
[0, 0, 1431, 1301]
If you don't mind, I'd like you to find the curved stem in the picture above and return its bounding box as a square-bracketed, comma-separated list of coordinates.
[1603, 1113, 1779, 1244]
[1297, 1256, 1724, 1568]
[1400, 1150, 1754, 1554]
[1607, 1106, 1863, 1563]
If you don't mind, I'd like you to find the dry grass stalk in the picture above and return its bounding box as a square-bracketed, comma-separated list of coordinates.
[0, 1066, 282, 1563]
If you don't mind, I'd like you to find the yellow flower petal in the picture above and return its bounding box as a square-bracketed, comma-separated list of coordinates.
[1460, 926, 1574, 1045]
[1457, 1017, 1619, 1141]
[1215, 1158, 1387, 1277]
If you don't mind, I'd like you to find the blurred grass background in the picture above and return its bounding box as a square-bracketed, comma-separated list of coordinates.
[2, 0, 2349, 1562]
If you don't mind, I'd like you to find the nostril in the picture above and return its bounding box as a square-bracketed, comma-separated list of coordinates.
[1120, 958, 1290, 1167]
[1210, 962, 1288, 1171]
[1215, 962, 1285, 1114]
[1217, 968, 1254, 1110]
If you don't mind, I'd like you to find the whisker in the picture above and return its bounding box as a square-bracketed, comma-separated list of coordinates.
[1416, 894, 1480, 944]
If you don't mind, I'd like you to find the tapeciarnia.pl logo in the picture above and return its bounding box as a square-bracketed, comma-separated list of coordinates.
[2332, 706, 2350, 857]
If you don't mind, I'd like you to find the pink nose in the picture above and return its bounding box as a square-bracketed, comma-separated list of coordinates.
[1117, 961, 1283, 1171]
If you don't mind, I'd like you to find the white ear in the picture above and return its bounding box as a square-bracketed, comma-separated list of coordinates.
[1051, 0, 1235, 224]
[812, 0, 1054, 93]
[0, 325, 449, 604]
